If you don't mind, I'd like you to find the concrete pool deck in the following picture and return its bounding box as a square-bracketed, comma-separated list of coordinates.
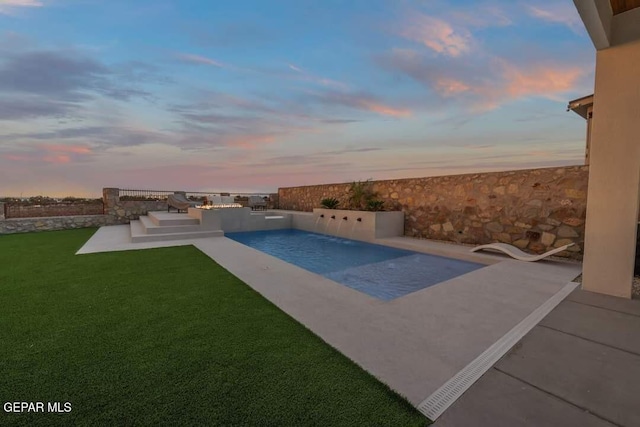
[77, 225, 581, 419]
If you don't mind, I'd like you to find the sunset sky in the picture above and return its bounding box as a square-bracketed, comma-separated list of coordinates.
[0, 0, 594, 197]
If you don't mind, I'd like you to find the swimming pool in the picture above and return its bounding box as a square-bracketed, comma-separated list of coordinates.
[225, 229, 484, 301]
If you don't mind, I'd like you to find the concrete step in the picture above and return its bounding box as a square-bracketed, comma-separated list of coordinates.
[139, 215, 203, 234]
[148, 211, 199, 226]
[130, 220, 223, 243]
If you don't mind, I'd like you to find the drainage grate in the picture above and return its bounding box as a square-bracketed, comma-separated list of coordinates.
[417, 281, 579, 420]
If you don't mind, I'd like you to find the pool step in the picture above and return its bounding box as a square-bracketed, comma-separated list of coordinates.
[147, 211, 200, 226]
[139, 215, 202, 234]
[130, 220, 223, 243]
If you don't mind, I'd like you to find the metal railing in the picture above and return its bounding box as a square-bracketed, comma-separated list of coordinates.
[118, 189, 174, 201]
[117, 189, 275, 208]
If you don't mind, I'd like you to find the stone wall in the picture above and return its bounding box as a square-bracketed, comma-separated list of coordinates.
[103, 188, 167, 224]
[0, 215, 106, 234]
[278, 166, 589, 259]
[5, 203, 103, 219]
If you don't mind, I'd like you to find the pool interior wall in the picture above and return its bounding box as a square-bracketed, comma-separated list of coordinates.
[225, 229, 484, 301]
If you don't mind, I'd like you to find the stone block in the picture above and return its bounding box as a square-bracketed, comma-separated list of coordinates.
[564, 188, 585, 198]
[557, 226, 579, 238]
[555, 238, 574, 247]
[493, 232, 511, 243]
[513, 239, 529, 249]
[541, 232, 556, 246]
[563, 217, 584, 227]
[529, 242, 546, 253]
[485, 222, 504, 233]
[514, 221, 532, 229]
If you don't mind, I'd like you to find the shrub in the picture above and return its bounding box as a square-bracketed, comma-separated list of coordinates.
[320, 198, 340, 209]
[348, 180, 378, 210]
[366, 200, 385, 211]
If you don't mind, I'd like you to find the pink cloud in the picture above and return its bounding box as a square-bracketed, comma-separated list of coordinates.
[435, 78, 471, 96]
[399, 14, 471, 57]
[1, 143, 93, 166]
[224, 134, 276, 149]
[4, 154, 30, 161]
[43, 144, 92, 154]
[431, 60, 585, 111]
[451, 6, 512, 28]
[177, 53, 224, 68]
[360, 101, 411, 117]
[43, 154, 71, 164]
[0, 0, 43, 15]
[500, 61, 583, 100]
[526, 4, 583, 32]
[285, 62, 348, 90]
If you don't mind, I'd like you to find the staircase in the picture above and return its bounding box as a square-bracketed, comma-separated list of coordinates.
[129, 211, 224, 243]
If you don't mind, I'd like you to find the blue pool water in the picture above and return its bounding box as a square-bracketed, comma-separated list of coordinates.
[225, 229, 484, 301]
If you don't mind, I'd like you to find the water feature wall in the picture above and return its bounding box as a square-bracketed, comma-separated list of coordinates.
[292, 209, 404, 241]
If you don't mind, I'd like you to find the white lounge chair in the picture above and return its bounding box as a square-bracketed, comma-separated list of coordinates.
[470, 242, 575, 261]
[168, 193, 197, 212]
[248, 195, 267, 210]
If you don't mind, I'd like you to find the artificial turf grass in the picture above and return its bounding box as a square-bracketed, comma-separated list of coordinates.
[0, 229, 429, 426]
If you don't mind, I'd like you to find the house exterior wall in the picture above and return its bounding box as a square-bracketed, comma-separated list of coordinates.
[582, 38, 640, 298]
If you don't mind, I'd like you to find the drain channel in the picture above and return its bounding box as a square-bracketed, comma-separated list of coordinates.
[417, 281, 579, 420]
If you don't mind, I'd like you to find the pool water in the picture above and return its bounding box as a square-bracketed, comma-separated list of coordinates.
[225, 229, 484, 301]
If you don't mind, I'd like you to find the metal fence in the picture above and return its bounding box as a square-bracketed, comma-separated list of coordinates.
[117, 189, 276, 208]
[118, 189, 271, 201]
[118, 189, 175, 201]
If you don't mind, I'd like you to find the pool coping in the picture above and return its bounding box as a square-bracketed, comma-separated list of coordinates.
[77, 225, 582, 420]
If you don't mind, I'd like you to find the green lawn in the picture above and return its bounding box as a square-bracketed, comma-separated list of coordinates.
[0, 229, 428, 426]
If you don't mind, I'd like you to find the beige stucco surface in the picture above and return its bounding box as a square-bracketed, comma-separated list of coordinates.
[582, 38, 640, 298]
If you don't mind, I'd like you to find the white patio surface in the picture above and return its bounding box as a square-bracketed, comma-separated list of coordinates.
[77, 225, 581, 412]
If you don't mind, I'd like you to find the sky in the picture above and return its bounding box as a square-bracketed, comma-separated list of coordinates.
[0, 0, 595, 197]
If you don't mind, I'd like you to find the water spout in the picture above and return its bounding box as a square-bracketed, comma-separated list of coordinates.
[320, 214, 324, 218]
[349, 221, 357, 239]
[342, 216, 348, 220]
[357, 218, 362, 222]
[331, 215, 336, 219]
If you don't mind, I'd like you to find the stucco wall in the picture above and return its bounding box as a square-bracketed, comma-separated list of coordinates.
[582, 38, 640, 297]
[278, 166, 588, 259]
[0, 215, 106, 234]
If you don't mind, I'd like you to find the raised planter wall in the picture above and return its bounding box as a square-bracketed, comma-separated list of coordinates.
[279, 165, 589, 259]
